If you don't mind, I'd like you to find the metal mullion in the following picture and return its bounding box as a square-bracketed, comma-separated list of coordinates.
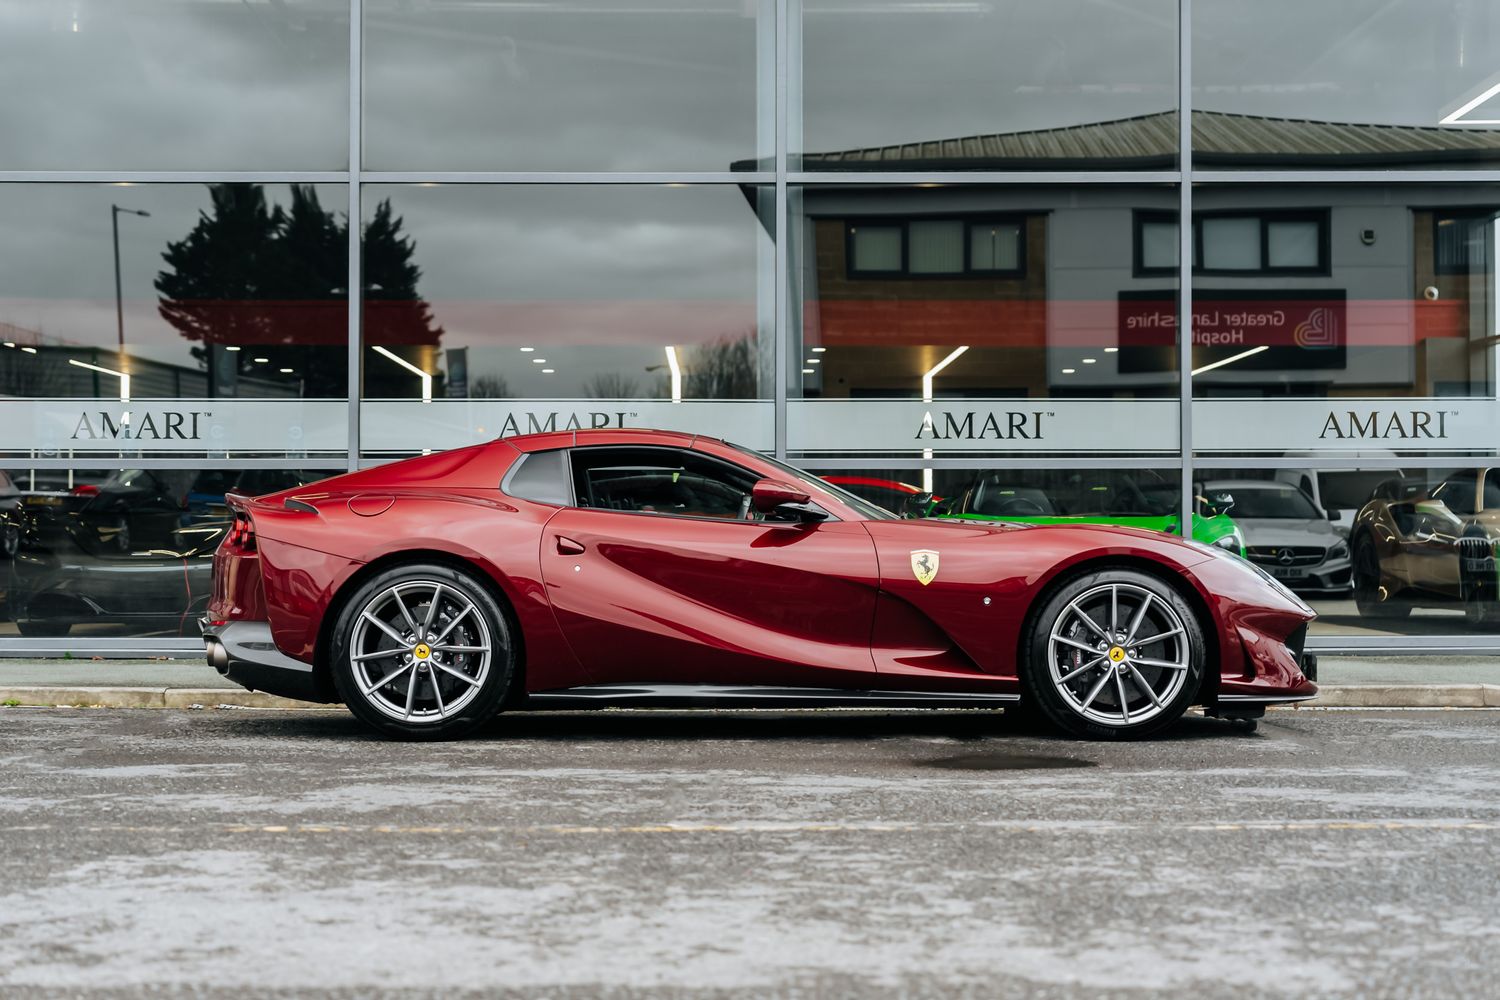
[0, 637, 203, 659]
[1308, 634, 1500, 653]
[1177, 0, 1193, 537]
[1193, 454, 1499, 470]
[788, 171, 1183, 185]
[0, 457, 347, 470]
[773, 0, 789, 459]
[1194, 170, 1500, 185]
[361, 172, 774, 185]
[786, 456, 1186, 471]
[0, 172, 349, 183]
[347, 0, 362, 472]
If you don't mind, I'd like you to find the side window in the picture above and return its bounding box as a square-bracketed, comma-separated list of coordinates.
[502, 449, 572, 506]
[1433, 474, 1478, 516]
[570, 447, 758, 521]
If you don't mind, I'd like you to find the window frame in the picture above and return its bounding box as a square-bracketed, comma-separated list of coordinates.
[1133, 208, 1331, 278]
[844, 215, 1027, 280]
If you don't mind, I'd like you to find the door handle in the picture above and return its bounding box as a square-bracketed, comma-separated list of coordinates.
[556, 536, 586, 555]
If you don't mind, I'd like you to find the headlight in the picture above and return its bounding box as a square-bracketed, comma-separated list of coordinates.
[1328, 540, 1349, 561]
[1185, 536, 1306, 606]
[1213, 530, 1244, 555]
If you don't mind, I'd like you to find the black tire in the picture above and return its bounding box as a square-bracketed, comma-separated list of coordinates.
[330, 562, 517, 741]
[14, 617, 71, 638]
[1352, 535, 1409, 619]
[1020, 568, 1205, 741]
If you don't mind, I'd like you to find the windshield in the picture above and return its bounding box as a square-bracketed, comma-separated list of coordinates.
[1223, 485, 1321, 519]
[722, 442, 899, 520]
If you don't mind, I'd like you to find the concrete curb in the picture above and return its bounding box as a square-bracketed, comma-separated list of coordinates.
[2, 685, 1500, 711]
[0, 687, 326, 711]
[1293, 684, 1500, 709]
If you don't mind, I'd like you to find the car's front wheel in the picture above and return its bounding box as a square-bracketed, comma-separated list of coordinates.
[330, 562, 517, 740]
[1021, 569, 1205, 740]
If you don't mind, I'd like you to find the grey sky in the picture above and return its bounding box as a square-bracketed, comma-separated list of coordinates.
[3, 0, 1495, 174]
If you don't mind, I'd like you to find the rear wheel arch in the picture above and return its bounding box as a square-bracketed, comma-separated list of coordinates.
[315, 549, 526, 703]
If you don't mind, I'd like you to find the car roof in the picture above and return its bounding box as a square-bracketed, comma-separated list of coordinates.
[503, 427, 708, 453]
[1201, 479, 1295, 491]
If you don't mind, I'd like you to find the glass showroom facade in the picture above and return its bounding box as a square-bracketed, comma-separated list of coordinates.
[2, 0, 1500, 657]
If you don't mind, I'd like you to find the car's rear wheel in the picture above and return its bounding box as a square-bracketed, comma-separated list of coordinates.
[330, 562, 516, 740]
[1352, 535, 1409, 619]
[1021, 569, 1204, 740]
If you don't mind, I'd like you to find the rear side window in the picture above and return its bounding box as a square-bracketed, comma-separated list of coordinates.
[502, 449, 572, 506]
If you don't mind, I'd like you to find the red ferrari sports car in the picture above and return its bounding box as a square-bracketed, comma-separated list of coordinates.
[202, 429, 1317, 740]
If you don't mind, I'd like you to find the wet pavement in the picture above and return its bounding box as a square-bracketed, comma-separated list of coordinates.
[3, 707, 1500, 998]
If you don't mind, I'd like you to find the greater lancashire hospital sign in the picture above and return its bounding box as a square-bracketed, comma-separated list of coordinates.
[0, 397, 1496, 455]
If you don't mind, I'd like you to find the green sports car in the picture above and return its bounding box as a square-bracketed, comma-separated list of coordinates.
[925, 470, 1246, 557]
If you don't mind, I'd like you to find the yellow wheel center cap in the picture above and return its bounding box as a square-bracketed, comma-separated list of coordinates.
[1108, 646, 1126, 663]
[413, 643, 431, 660]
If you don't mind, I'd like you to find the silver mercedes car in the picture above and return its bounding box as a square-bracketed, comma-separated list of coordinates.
[1203, 480, 1352, 595]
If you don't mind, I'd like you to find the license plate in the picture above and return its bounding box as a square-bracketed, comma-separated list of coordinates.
[1270, 566, 1306, 580]
[1463, 558, 1494, 573]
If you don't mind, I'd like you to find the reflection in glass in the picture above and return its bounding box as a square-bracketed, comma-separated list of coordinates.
[808, 465, 1222, 541]
[0, 184, 349, 401]
[364, 0, 770, 171]
[0, 0, 348, 170]
[798, 0, 1177, 170]
[1194, 0, 1500, 168]
[0, 466, 331, 639]
[793, 185, 1179, 402]
[1200, 466, 1500, 638]
[1183, 185, 1498, 399]
[360, 185, 772, 404]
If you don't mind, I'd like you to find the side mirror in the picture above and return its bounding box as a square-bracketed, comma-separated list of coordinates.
[903, 492, 935, 518]
[751, 478, 811, 514]
[1326, 507, 1341, 521]
[1200, 492, 1235, 517]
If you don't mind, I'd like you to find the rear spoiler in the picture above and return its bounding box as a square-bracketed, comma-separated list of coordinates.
[224, 492, 320, 515]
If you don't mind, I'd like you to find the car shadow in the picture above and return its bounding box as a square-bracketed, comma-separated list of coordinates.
[211, 706, 1255, 745]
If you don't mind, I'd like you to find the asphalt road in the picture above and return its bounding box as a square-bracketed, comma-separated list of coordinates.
[3, 708, 1500, 999]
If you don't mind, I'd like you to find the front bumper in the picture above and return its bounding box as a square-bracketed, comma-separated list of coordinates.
[200, 617, 333, 704]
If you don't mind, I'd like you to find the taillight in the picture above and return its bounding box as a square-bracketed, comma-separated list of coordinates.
[223, 514, 257, 554]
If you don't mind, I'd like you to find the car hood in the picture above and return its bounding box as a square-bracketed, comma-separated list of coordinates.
[1235, 518, 1338, 547]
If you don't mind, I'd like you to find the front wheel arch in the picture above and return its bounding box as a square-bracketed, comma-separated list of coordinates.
[315, 549, 525, 705]
[1019, 556, 1221, 706]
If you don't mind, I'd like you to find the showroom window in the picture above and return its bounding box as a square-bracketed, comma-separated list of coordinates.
[846, 218, 1026, 279]
[5, 0, 1500, 660]
[1135, 211, 1329, 277]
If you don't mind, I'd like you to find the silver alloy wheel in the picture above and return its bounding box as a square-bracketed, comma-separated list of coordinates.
[347, 579, 493, 724]
[1045, 582, 1191, 728]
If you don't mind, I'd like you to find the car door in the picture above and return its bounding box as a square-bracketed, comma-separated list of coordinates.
[538, 445, 882, 688]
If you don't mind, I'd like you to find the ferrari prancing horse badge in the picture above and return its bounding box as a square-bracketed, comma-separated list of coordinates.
[910, 549, 940, 586]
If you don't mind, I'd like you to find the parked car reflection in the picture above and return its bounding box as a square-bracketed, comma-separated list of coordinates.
[1352, 469, 1500, 627]
[4, 469, 320, 637]
[930, 470, 1246, 556]
[1203, 480, 1350, 595]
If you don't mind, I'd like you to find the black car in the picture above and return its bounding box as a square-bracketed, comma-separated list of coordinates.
[5, 469, 320, 637]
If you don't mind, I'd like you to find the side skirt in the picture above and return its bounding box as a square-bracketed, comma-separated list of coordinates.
[522, 684, 1021, 711]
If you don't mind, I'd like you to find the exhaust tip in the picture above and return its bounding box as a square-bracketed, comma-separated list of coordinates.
[206, 640, 229, 675]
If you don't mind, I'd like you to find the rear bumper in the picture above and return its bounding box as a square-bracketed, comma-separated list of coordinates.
[200, 617, 333, 704]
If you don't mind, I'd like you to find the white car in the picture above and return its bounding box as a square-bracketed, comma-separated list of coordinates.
[1204, 480, 1352, 594]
